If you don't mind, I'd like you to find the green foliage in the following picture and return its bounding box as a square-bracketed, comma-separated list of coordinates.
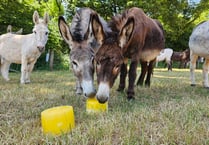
[0, 0, 209, 70]
[0, 0, 34, 34]
[63, 0, 209, 51]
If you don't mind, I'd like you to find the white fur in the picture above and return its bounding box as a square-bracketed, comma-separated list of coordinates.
[156, 48, 173, 64]
[0, 11, 49, 84]
[189, 21, 209, 87]
[81, 80, 96, 98]
[96, 82, 110, 103]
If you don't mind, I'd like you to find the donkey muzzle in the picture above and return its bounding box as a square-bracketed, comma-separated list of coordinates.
[37, 46, 45, 52]
[96, 82, 110, 104]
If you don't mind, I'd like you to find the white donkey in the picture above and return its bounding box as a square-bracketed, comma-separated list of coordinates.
[189, 21, 209, 88]
[156, 48, 173, 71]
[0, 11, 49, 84]
[7, 25, 23, 34]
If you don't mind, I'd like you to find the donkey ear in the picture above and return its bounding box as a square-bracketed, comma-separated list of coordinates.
[58, 16, 73, 48]
[119, 17, 134, 48]
[7, 25, 12, 33]
[43, 12, 50, 25]
[33, 11, 40, 24]
[16, 28, 23, 34]
[91, 14, 105, 46]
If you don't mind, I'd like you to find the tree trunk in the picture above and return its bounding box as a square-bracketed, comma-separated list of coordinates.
[49, 49, 54, 71]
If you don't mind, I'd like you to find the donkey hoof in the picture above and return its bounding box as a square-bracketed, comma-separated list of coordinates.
[136, 82, 143, 86]
[191, 84, 196, 87]
[25, 80, 31, 84]
[127, 96, 135, 101]
[117, 88, 124, 92]
[204, 86, 209, 89]
[5, 78, 10, 81]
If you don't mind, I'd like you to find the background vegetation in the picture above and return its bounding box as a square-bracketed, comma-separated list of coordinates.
[0, 0, 209, 70]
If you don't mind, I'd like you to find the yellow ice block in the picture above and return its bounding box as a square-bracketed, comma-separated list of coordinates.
[86, 97, 108, 113]
[41, 106, 75, 135]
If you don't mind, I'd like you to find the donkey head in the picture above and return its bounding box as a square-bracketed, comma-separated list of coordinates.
[91, 14, 134, 103]
[33, 11, 49, 53]
[58, 16, 96, 98]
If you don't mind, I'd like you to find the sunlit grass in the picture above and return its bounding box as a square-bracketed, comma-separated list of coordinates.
[0, 69, 208, 144]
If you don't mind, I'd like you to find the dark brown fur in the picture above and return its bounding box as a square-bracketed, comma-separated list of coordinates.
[92, 7, 165, 102]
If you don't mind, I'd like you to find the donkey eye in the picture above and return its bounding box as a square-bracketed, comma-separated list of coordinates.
[72, 60, 78, 67]
[33, 31, 36, 34]
[45, 32, 48, 35]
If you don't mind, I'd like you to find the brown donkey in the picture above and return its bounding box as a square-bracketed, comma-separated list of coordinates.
[91, 7, 165, 103]
[171, 48, 190, 68]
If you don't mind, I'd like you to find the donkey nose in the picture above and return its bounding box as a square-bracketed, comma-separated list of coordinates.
[37, 46, 45, 52]
[96, 95, 108, 104]
[84, 91, 96, 98]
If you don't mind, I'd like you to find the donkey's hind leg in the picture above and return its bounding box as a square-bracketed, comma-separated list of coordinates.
[202, 58, 209, 88]
[190, 52, 198, 86]
[0, 60, 11, 81]
[145, 60, 155, 87]
[136, 61, 148, 86]
[25, 60, 36, 83]
[75, 79, 83, 95]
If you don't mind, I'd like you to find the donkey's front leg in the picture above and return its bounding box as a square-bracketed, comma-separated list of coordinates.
[127, 61, 138, 100]
[20, 58, 28, 84]
[117, 62, 128, 92]
[0, 59, 11, 81]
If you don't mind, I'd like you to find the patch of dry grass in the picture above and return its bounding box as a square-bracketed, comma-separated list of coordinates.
[0, 69, 208, 144]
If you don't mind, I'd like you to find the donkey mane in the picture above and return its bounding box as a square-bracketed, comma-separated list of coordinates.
[70, 8, 93, 42]
[110, 7, 147, 33]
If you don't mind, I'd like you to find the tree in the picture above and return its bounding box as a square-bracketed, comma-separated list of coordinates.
[62, 0, 209, 51]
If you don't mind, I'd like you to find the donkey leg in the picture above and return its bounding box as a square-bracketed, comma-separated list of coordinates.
[190, 52, 198, 86]
[117, 62, 127, 92]
[145, 60, 155, 87]
[167, 61, 172, 71]
[20, 58, 28, 84]
[0, 60, 11, 81]
[136, 61, 148, 86]
[25, 61, 36, 83]
[75, 80, 83, 95]
[127, 61, 138, 100]
[202, 58, 209, 88]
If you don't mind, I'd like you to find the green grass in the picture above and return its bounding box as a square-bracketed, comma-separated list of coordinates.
[0, 68, 208, 145]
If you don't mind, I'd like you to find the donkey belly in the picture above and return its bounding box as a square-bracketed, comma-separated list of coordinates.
[0, 45, 22, 64]
[140, 49, 161, 62]
[189, 38, 209, 58]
